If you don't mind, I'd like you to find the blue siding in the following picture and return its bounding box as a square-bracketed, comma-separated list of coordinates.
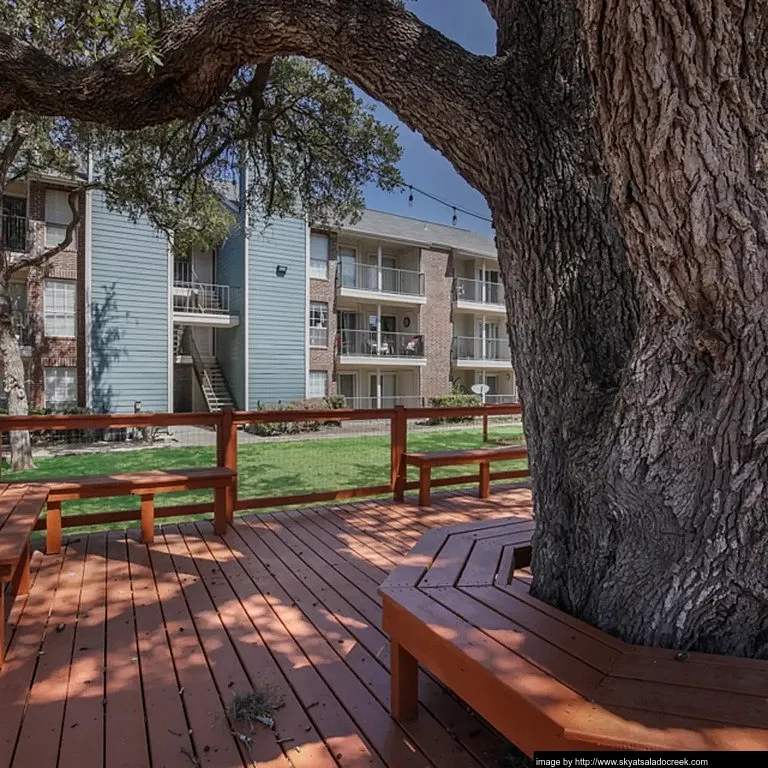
[215, 223, 246, 408]
[90, 191, 169, 412]
[248, 215, 307, 405]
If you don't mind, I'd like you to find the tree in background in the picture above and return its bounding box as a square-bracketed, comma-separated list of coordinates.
[0, 1, 401, 470]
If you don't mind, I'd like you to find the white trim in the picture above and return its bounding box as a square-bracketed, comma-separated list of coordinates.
[84, 155, 94, 409]
[242, 166, 250, 410]
[305, 215, 311, 397]
[336, 287, 426, 307]
[171, 311, 240, 328]
[167, 233, 174, 412]
[336, 356, 426, 368]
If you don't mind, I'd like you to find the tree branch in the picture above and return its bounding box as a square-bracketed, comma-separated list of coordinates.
[0, 0, 505, 191]
[9, 183, 100, 273]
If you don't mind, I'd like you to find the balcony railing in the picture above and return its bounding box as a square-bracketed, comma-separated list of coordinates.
[340, 395, 426, 409]
[338, 329, 425, 358]
[11, 311, 34, 346]
[1, 215, 30, 252]
[452, 336, 512, 362]
[454, 277, 504, 306]
[337, 263, 425, 297]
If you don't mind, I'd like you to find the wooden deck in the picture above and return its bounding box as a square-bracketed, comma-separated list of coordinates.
[0, 486, 533, 768]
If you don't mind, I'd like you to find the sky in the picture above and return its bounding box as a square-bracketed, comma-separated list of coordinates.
[359, 1, 496, 238]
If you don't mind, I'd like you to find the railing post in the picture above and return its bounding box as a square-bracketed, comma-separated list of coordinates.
[482, 412, 489, 443]
[391, 405, 407, 502]
[216, 408, 237, 527]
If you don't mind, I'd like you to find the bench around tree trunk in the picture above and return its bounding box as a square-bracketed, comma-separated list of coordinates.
[381, 517, 768, 753]
[44, 467, 237, 554]
[0, 484, 48, 665]
[404, 445, 528, 506]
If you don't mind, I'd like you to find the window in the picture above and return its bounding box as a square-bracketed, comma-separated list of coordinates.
[45, 367, 77, 407]
[44, 279, 76, 337]
[45, 189, 77, 249]
[308, 371, 328, 399]
[309, 301, 328, 347]
[310, 233, 329, 280]
[2, 196, 27, 251]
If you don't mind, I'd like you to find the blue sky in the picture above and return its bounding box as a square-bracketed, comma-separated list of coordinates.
[360, 1, 496, 237]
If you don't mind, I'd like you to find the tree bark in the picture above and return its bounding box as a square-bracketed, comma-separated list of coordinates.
[2, 0, 767, 657]
[0, 285, 34, 472]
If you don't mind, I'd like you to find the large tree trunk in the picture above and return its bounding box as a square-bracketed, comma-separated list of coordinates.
[0, 297, 34, 472]
[494, 0, 768, 658]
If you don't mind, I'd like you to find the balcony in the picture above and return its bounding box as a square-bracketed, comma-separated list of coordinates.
[336, 263, 426, 306]
[452, 336, 513, 369]
[1, 214, 30, 253]
[453, 277, 506, 314]
[11, 311, 34, 350]
[172, 262, 239, 327]
[337, 329, 426, 367]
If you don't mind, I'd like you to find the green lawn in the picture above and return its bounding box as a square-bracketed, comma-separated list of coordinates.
[4, 423, 526, 529]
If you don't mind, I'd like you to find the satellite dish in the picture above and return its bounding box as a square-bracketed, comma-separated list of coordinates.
[471, 384, 489, 395]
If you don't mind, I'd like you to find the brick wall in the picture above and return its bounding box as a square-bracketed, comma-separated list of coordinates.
[308, 230, 338, 395]
[20, 180, 87, 408]
[420, 248, 454, 399]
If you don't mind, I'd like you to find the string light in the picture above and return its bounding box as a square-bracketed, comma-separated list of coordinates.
[399, 182, 492, 225]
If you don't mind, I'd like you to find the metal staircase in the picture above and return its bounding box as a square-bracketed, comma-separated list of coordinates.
[183, 327, 235, 411]
[173, 325, 185, 356]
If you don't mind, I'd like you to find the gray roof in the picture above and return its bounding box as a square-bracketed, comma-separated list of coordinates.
[339, 209, 496, 258]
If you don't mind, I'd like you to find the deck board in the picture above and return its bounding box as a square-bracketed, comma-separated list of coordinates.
[0, 486, 530, 768]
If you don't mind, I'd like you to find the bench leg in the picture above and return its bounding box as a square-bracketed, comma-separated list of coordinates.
[140, 494, 155, 544]
[17, 542, 30, 596]
[46, 501, 62, 556]
[479, 461, 490, 499]
[214, 487, 227, 535]
[390, 640, 419, 721]
[0, 587, 4, 667]
[418, 467, 431, 507]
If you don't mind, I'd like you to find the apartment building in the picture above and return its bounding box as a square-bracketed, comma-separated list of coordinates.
[307, 211, 517, 408]
[2, 178, 516, 413]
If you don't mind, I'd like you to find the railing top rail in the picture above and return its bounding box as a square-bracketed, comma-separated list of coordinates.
[0, 403, 521, 433]
[0, 411, 222, 432]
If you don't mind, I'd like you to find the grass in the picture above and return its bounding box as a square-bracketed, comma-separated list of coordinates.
[3, 422, 526, 531]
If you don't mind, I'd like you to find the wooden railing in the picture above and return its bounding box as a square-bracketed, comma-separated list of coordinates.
[0, 403, 526, 534]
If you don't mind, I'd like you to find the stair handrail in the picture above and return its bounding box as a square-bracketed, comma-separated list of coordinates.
[186, 328, 216, 402]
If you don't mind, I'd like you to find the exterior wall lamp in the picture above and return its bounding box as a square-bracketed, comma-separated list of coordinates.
[275, 265, 288, 277]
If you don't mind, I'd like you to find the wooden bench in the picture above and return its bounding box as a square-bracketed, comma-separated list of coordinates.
[44, 467, 237, 554]
[381, 517, 768, 753]
[1, 483, 49, 665]
[404, 445, 528, 506]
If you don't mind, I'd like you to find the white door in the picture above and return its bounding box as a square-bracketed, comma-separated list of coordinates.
[339, 247, 357, 288]
[369, 373, 397, 408]
[477, 267, 501, 303]
[476, 320, 500, 360]
[337, 374, 356, 406]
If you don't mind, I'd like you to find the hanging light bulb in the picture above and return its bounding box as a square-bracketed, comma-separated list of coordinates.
[407, 186, 414, 207]
[452, 207, 458, 226]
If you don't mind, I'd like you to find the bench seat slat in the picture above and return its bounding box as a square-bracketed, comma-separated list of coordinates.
[0, 488, 47, 570]
[46, 468, 236, 501]
[405, 446, 528, 468]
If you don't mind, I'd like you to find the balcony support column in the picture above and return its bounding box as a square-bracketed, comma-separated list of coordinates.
[377, 245, 383, 292]
[377, 303, 382, 353]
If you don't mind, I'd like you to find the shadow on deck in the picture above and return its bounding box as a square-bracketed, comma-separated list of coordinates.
[0, 486, 533, 768]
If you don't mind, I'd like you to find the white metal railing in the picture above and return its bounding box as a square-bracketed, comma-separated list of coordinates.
[173, 261, 231, 314]
[340, 395, 425, 409]
[485, 393, 519, 404]
[452, 336, 512, 362]
[337, 263, 425, 297]
[11, 311, 34, 346]
[337, 329, 425, 358]
[454, 277, 504, 305]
